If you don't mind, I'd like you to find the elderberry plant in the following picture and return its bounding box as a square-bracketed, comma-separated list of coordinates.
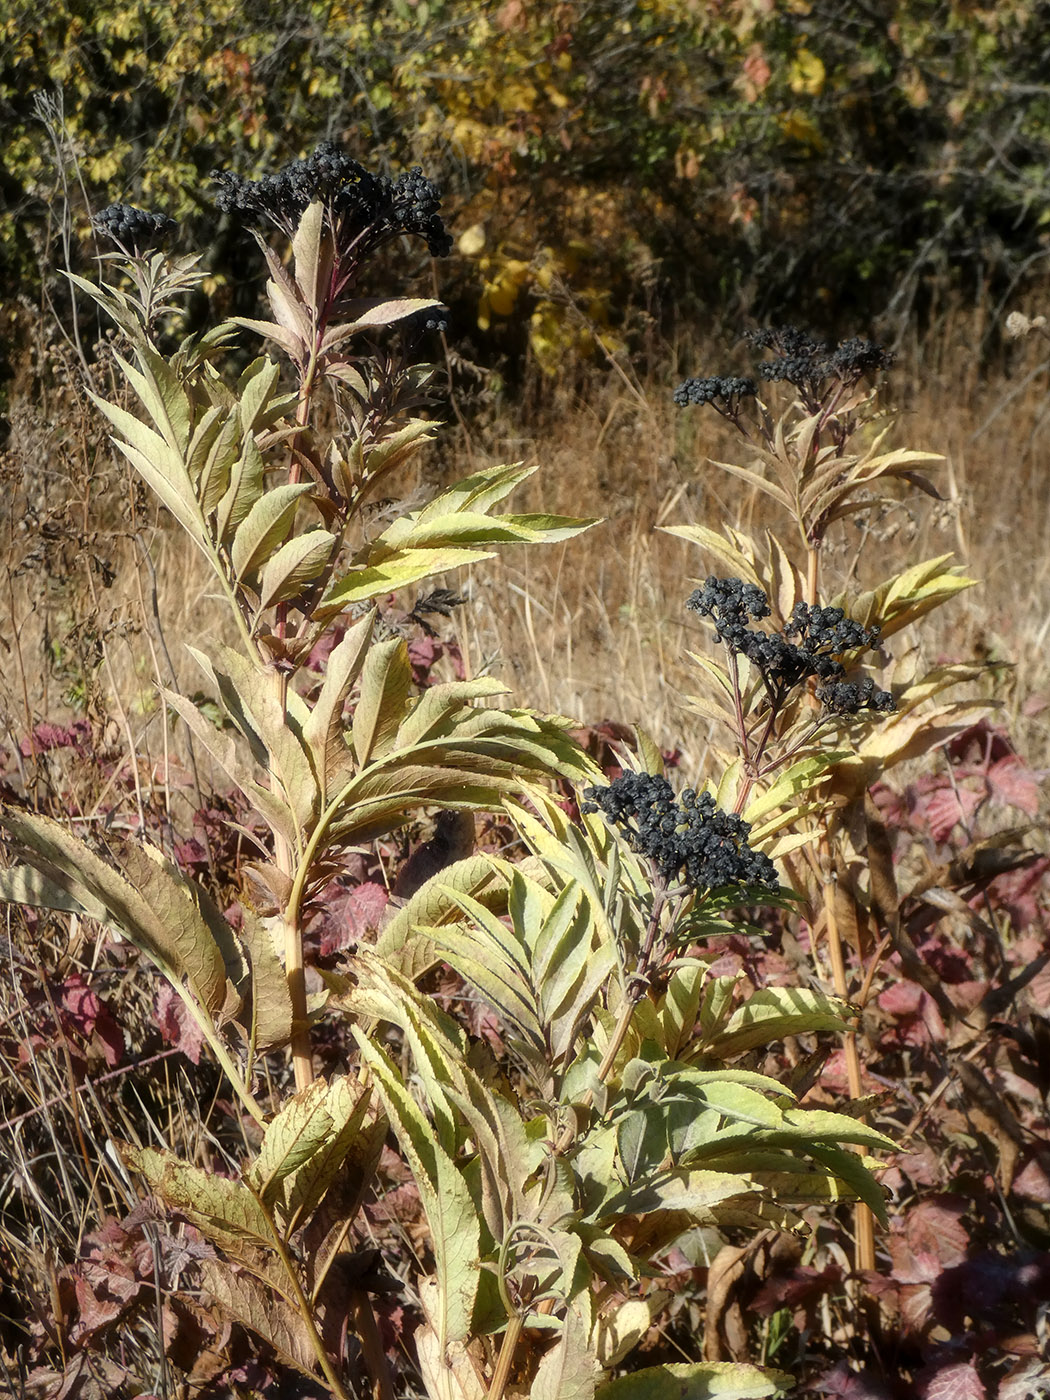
[664, 324, 982, 1297]
[583, 772, 776, 894]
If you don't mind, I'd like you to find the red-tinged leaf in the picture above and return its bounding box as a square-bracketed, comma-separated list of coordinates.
[750, 1263, 843, 1320]
[60, 973, 125, 1067]
[313, 878, 389, 956]
[155, 981, 206, 1064]
[990, 857, 1050, 931]
[1011, 1154, 1050, 1204]
[930, 1250, 1050, 1332]
[917, 1359, 986, 1400]
[985, 754, 1044, 815]
[810, 1361, 894, 1398]
[904, 1196, 969, 1269]
[919, 783, 981, 843]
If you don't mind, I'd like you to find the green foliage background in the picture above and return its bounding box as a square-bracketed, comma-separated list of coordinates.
[5, 0, 1050, 349]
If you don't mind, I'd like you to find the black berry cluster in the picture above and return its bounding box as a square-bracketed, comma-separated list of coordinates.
[213, 141, 453, 257]
[675, 326, 894, 416]
[672, 376, 757, 411]
[685, 576, 770, 641]
[687, 578, 895, 714]
[745, 326, 893, 394]
[582, 772, 778, 893]
[92, 204, 176, 252]
[815, 677, 896, 715]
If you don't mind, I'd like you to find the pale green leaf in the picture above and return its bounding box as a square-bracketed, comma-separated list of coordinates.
[231, 483, 314, 581]
[257, 529, 336, 611]
[531, 1296, 596, 1400]
[250, 1079, 333, 1204]
[595, 1361, 791, 1398]
[397, 677, 510, 748]
[122, 1143, 270, 1244]
[354, 1035, 480, 1347]
[238, 356, 283, 434]
[703, 987, 852, 1059]
[375, 854, 510, 981]
[215, 435, 267, 543]
[230, 315, 305, 360]
[352, 637, 413, 766]
[319, 546, 493, 612]
[599, 1167, 760, 1223]
[743, 752, 849, 825]
[238, 908, 294, 1051]
[283, 1075, 382, 1225]
[291, 201, 326, 313]
[301, 610, 374, 799]
[114, 346, 191, 453]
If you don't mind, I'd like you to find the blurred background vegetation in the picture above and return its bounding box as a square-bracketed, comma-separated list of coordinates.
[4, 0, 1050, 387]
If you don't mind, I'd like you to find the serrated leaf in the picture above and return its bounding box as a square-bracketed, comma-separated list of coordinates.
[376, 854, 510, 981]
[208, 645, 318, 833]
[354, 1034, 480, 1348]
[257, 529, 336, 611]
[121, 1143, 271, 1243]
[216, 434, 267, 542]
[702, 986, 851, 1058]
[660, 525, 762, 587]
[743, 752, 849, 825]
[352, 636, 413, 766]
[231, 483, 314, 581]
[250, 1079, 333, 1204]
[0, 862, 109, 920]
[283, 1075, 382, 1225]
[397, 677, 510, 748]
[200, 1260, 319, 1378]
[114, 346, 191, 454]
[238, 356, 283, 434]
[198, 411, 242, 516]
[185, 405, 225, 487]
[594, 1361, 791, 1398]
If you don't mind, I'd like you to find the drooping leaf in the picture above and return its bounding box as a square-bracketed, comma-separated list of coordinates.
[257, 529, 336, 611]
[352, 637, 413, 766]
[231, 483, 314, 581]
[353, 1034, 480, 1348]
[238, 908, 295, 1051]
[200, 1260, 320, 1379]
[0, 807, 239, 1023]
[701, 986, 853, 1059]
